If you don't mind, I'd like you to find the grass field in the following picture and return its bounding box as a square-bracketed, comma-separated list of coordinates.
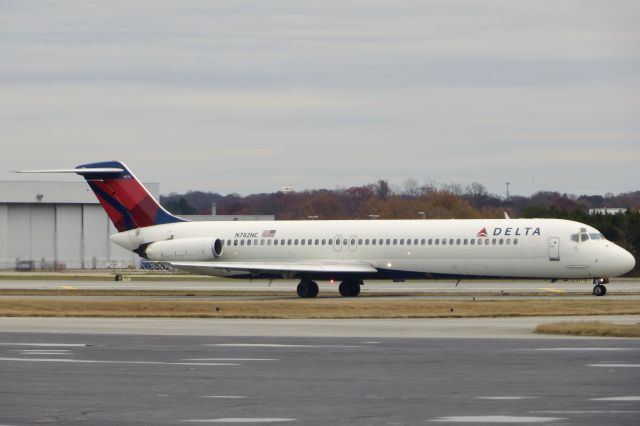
[1, 297, 639, 319]
[536, 321, 640, 337]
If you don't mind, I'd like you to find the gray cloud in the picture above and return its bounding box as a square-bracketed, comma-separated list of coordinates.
[1, 0, 639, 197]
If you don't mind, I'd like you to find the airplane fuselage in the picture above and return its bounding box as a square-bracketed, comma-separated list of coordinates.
[111, 218, 634, 281]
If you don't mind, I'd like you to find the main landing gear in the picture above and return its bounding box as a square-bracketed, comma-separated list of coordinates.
[339, 280, 362, 297]
[296, 279, 363, 298]
[592, 277, 609, 297]
[296, 280, 319, 298]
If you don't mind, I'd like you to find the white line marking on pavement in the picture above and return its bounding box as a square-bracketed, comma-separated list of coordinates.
[533, 348, 635, 351]
[183, 358, 278, 361]
[0, 343, 88, 347]
[0, 357, 239, 366]
[201, 396, 247, 399]
[205, 343, 366, 348]
[429, 416, 565, 423]
[590, 396, 640, 401]
[180, 418, 295, 423]
[589, 364, 640, 368]
[475, 397, 537, 400]
[532, 410, 640, 414]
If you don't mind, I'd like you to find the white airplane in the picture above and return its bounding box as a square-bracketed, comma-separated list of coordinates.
[18, 161, 635, 297]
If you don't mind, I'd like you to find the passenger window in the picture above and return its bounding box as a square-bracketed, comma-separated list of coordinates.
[400, 239, 405, 245]
[428, 239, 433, 245]
[514, 239, 518, 245]
[442, 239, 447, 246]
[406, 239, 411, 245]
[260, 239, 265, 246]
[358, 239, 362, 245]
[499, 238, 503, 245]
[274, 239, 278, 246]
[449, 239, 454, 245]
[420, 239, 425, 245]
[247, 240, 252, 246]
[492, 239, 496, 245]
[322, 239, 326, 245]
[365, 239, 369, 245]
[240, 240, 245, 246]
[281, 239, 285, 245]
[470, 239, 475, 245]
[315, 239, 320, 245]
[386, 239, 391, 245]
[485, 239, 490, 245]
[379, 239, 383, 245]
[506, 238, 511, 245]
[343, 239, 348, 245]
[267, 239, 272, 246]
[456, 239, 461, 245]
[435, 239, 439, 245]
[234, 240, 238, 246]
[288, 239, 292, 245]
[328, 239, 333, 245]
[351, 239, 356, 245]
[464, 239, 468, 245]
[300, 239, 305, 245]
[393, 239, 398, 245]
[227, 240, 231, 246]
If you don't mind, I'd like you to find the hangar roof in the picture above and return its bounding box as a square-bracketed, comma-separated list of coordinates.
[0, 181, 159, 204]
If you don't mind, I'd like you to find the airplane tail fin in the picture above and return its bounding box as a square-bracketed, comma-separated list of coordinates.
[16, 161, 186, 232]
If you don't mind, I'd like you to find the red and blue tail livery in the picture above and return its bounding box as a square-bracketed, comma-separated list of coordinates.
[74, 161, 186, 232]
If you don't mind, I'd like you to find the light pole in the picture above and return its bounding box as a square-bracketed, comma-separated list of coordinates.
[505, 182, 510, 201]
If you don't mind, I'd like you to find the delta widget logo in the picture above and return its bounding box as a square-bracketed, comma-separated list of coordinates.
[476, 228, 488, 237]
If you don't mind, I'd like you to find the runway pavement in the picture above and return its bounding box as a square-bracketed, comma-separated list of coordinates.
[0, 332, 639, 425]
[2, 277, 640, 295]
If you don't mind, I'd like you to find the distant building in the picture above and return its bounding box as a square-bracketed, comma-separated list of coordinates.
[587, 207, 627, 215]
[0, 181, 274, 271]
[182, 214, 275, 222]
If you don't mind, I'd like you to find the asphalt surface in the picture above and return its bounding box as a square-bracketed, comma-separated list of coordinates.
[0, 333, 639, 425]
[2, 278, 640, 295]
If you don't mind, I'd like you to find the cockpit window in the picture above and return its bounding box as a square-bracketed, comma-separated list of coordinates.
[580, 233, 589, 242]
[571, 234, 579, 242]
[589, 233, 601, 240]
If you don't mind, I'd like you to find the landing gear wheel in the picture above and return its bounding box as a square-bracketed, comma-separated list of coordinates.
[339, 280, 362, 297]
[297, 280, 319, 298]
[592, 284, 606, 297]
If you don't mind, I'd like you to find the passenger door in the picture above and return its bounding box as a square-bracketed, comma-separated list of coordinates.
[548, 237, 560, 261]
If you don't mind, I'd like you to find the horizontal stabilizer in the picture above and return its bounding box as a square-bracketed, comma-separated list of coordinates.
[15, 168, 124, 175]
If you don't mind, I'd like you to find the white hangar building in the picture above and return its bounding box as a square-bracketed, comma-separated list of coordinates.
[0, 180, 158, 271]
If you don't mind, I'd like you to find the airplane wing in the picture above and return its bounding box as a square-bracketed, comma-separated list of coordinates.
[169, 261, 378, 277]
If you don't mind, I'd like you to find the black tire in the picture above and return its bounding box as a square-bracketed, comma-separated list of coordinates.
[601, 285, 607, 296]
[593, 284, 605, 297]
[307, 281, 319, 298]
[297, 280, 319, 298]
[339, 280, 361, 297]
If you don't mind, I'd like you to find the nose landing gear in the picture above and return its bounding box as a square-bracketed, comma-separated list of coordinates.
[592, 277, 609, 297]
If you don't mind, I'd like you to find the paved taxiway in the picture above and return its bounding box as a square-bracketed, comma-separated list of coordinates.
[1, 331, 639, 425]
[2, 278, 640, 294]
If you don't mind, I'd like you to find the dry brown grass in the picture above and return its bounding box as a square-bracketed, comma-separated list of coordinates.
[1, 298, 640, 319]
[535, 321, 640, 337]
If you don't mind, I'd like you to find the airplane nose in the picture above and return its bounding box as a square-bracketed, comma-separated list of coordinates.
[620, 248, 636, 274]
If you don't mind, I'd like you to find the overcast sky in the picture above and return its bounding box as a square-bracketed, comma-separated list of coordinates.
[1, 0, 639, 197]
